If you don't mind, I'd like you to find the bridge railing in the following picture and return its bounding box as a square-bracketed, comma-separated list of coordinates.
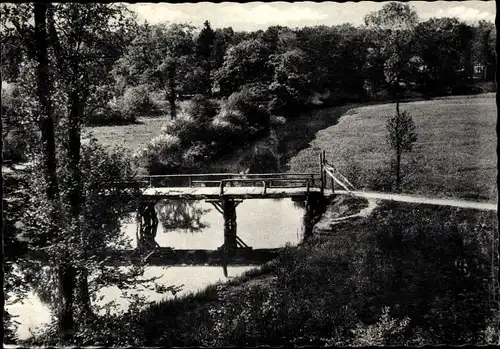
[322, 158, 356, 193]
[127, 173, 321, 189]
[219, 177, 315, 195]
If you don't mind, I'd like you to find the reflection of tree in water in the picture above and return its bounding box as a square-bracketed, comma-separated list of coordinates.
[292, 199, 306, 210]
[156, 200, 211, 233]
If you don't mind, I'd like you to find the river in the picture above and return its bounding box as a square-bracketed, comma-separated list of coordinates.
[6, 198, 306, 340]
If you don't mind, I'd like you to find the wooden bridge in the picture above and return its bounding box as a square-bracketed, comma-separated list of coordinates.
[110, 151, 496, 269]
[127, 152, 348, 199]
[116, 152, 343, 268]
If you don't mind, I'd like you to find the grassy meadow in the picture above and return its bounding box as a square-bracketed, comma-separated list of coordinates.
[85, 116, 169, 156]
[289, 93, 497, 201]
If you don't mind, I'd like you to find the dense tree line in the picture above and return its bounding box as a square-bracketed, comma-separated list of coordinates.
[2, 4, 496, 166]
[3, 3, 495, 168]
[3, 3, 496, 126]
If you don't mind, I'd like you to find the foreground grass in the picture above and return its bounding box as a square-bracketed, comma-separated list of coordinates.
[289, 93, 497, 201]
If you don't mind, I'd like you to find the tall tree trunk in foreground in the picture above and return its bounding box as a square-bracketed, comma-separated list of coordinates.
[67, 87, 93, 319]
[34, 3, 76, 343]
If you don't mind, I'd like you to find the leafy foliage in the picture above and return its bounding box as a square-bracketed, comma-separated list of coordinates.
[117, 84, 159, 119]
[1, 82, 30, 162]
[386, 110, 418, 153]
[215, 38, 273, 96]
[386, 110, 418, 188]
[3, 2, 497, 344]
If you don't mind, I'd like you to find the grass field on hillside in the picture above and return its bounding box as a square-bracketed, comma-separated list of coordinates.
[289, 93, 497, 201]
[86, 116, 168, 155]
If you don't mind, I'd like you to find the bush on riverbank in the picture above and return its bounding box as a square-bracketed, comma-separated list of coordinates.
[134, 89, 274, 174]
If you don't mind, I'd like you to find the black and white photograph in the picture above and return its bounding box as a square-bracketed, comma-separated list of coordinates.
[2, 1, 498, 346]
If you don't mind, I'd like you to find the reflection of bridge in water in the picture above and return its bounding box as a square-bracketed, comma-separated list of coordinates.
[127, 152, 337, 269]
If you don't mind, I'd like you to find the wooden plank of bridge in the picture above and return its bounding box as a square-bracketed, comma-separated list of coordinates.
[141, 186, 324, 200]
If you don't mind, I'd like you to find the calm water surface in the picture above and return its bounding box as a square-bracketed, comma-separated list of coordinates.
[7, 199, 305, 340]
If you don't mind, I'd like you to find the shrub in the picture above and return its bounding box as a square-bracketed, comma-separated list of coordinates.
[134, 133, 183, 174]
[226, 84, 271, 128]
[2, 131, 28, 163]
[2, 82, 29, 162]
[182, 95, 219, 124]
[268, 82, 306, 118]
[244, 146, 280, 173]
[348, 307, 411, 346]
[182, 142, 211, 169]
[161, 111, 206, 146]
[117, 85, 158, 119]
[210, 107, 248, 150]
[86, 105, 136, 126]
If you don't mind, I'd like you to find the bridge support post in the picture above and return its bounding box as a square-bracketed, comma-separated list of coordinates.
[207, 199, 247, 252]
[223, 199, 238, 251]
[303, 193, 328, 242]
[136, 200, 159, 254]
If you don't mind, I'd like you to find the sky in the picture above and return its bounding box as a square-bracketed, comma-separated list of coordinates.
[128, 1, 496, 31]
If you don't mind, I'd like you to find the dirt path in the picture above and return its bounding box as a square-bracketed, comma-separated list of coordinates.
[335, 190, 497, 211]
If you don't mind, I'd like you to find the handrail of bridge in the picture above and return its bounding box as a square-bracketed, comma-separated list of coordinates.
[133, 173, 318, 179]
[324, 167, 351, 192]
[128, 173, 320, 189]
[219, 178, 312, 195]
[323, 160, 356, 192]
[326, 166, 356, 191]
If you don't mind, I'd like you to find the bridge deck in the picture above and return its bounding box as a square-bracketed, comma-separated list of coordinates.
[141, 187, 334, 200]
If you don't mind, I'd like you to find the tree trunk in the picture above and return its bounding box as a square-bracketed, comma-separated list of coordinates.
[464, 48, 473, 81]
[67, 86, 92, 322]
[137, 202, 159, 253]
[396, 150, 401, 191]
[77, 268, 93, 320]
[34, 4, 59, 204]
[67, 89, 83, 219]
[34, 4, 76, 343]
[58, 263, 77, 344]
[168, 65, 177, 119]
